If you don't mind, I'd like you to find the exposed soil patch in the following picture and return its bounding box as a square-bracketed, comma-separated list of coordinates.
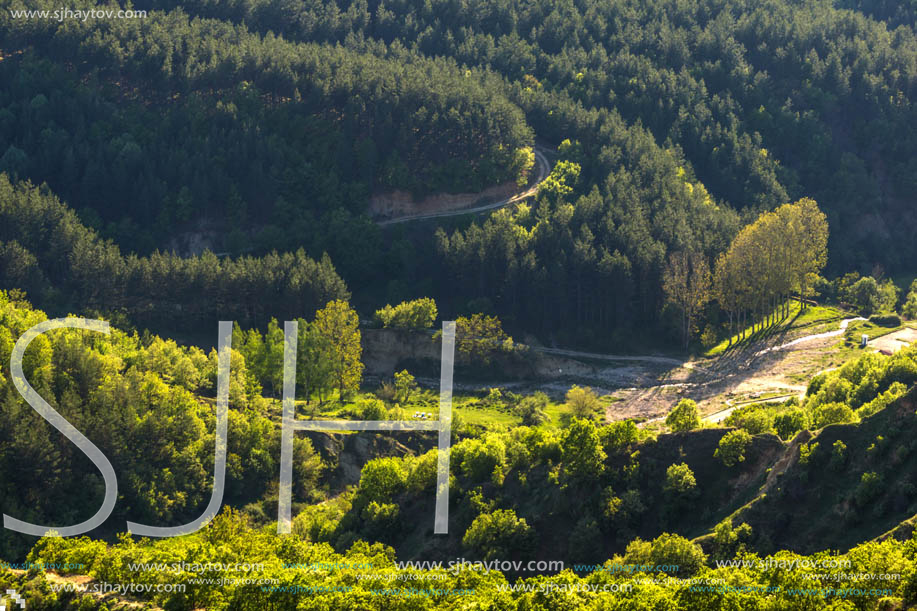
[870, 327, 917, 354]
[370, 181, 520, 220]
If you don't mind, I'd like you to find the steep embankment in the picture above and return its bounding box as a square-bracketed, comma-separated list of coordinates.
[734, 389, 917, 555]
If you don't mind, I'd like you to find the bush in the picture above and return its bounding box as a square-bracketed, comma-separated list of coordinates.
[623, 533, 707, 576]
[361, 501, 400, 536]
[566, 385, 601, 419]
[406, 450, 439, 493]
[358, 458, 408, 504]
[725, 405, 774, 435]
[516, 392, 549, 426]
[562, 418, 607, 481]
[375, 380, 397, 403]
[774, 408, 809, 440]
[712, 519, 752, 560]
[904, 292, 917, 319]
[811, 402, 857, 429]
[830, 440, 847, 470]
[664, 463, 698, 497]
[714, 430, 752, 467]
[375, 298, 438, 329]
[855, 472, 882, 506]
[393, 369, 418, 403]
[858, 382, 907, 418]
[798, 441, 819, 466]
[847, 276, 880, 315]
[456, 435, 507, 484]
[869, 313, 901, 327]
[600, 420, 642, 455]
[358, 398, 388, 420]
[701, 325, 718, 348]
[462, 509, 534, 560]
[666, 399, 701, 432]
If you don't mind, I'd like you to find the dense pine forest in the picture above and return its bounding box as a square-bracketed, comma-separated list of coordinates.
[5, 0, 917, 609]
[4, 0, 917, 343]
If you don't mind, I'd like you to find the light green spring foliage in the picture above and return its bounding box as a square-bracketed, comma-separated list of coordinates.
[562, 418, 607, 481]
[0, 291, 322, 560]
[664, 463, 698, 496]
[19, 510, 917, 610]
[565, 385, 601, 419]
[666, 398, 701, 432]
[805, 346, 916, 424]
[374, 298, 438, 330]
[715, 430, 752, 466]
[721, 345, 917, 440]
[462, 509, 535, 559]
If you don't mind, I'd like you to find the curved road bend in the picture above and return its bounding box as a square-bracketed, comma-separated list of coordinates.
[378, 146, 552, 226]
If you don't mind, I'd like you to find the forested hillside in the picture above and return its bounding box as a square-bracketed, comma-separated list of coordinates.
[0, 3, 533, 287]
[0, 177, 349, 331]
[131, 0, 917, 272]
[6, 2, 917, 607]
[4, 0, 917, 344]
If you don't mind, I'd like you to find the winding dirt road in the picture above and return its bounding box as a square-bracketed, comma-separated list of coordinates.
[378, 146, 552, 226]
[533, 346, 687, 367]
[754, 317, 866, 356]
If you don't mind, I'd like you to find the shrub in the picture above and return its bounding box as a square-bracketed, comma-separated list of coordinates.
[562, 418, 607, 481]
[714, 430, 752, 467]
[516, 392, 549, 426]
[811, 402, 857, 429]
[600, 420, 642, 455]
[774, 408, 809, 440]
[456, 435, 507, 484]
[393, 369, 418, 403]
[858, 382, 907, 418]
[566, 385, 601, 419]
[799, 441, 819, 466]
[725, 405, 774, 435]
[374, 298, 438, 329]
[855, 472, 883, 506]
[830, 440, 847, 470]
[869, 313, 901, 327]
[623, 533, 707, 576]
[877, 279, 901, 314]
[462, 509, 534, 560]
[358, 398, 388, 420]
[701, 325, 718, 348]
[361, 501, 400, 536]
[358, 457, 408, 504]
[847, 276, 880, 315]
[406, 450, 438, 493]
[666, 399, 701, 432]
[664, 463, 698, 497]
[375, 380, 397, 403]
[712, 519, 752, 560]
[904, 292, 917, 319]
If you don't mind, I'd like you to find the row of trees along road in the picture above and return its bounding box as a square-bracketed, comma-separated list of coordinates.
[665, 198, 829, 349]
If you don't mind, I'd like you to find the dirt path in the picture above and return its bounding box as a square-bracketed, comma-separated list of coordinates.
[755, 317, 865, 356]
[615, 316, 870, 425]
[869, 327, 917, 354]
[703, 393, 802, 423]
[533, 346, 686, 367]
[377, 146, 552, 225]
